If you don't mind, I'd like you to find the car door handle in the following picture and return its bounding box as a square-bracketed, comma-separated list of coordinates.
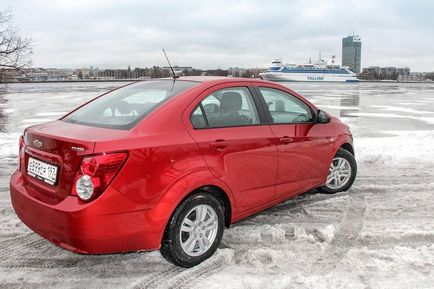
[279, 136, 293, 144]
[209, 140, 229, 149]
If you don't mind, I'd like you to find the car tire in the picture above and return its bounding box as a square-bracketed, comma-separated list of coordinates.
[160, 192, 225, 268]
[319, 148, 357, 194]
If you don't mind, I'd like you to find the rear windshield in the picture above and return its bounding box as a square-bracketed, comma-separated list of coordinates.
[62, 80, 198, 130]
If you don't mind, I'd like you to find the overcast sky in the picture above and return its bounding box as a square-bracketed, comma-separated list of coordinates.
[4, 0, 434, 71]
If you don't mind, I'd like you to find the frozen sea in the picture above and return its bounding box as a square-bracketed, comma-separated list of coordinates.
[1, 81, 434, 289]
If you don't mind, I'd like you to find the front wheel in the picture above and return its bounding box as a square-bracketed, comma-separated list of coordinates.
[160, 192, 224, 267]
[319, 148, 357, 194]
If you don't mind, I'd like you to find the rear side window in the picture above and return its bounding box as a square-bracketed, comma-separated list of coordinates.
[259, 87, 313, 124]
[63, 80, 198, 130]
[191, 87, 260, 129]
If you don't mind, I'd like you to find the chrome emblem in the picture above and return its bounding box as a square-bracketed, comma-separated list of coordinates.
[71, 146, 85, 152]
[33, 139, 43, 148]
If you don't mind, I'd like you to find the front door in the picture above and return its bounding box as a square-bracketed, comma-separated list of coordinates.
[256, 86, 333, 199]
[186, 84, 278, 212]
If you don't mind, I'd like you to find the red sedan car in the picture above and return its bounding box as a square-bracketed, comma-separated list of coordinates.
[10, 77, 356, 267]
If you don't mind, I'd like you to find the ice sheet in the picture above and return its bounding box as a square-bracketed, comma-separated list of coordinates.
[1, 81, 434, 289]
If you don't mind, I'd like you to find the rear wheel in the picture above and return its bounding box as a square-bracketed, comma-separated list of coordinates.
[319, 148, 357, 194]
[160, 192, 224, 267]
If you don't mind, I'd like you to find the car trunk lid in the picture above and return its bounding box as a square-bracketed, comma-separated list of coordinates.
[22, 120, 128, 204]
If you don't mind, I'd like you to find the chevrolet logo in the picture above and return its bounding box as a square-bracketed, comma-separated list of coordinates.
[33, 139, 43, 148]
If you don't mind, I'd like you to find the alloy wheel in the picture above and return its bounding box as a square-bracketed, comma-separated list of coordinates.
[326, 157, 352, 190]
[179, 204, 218, 257]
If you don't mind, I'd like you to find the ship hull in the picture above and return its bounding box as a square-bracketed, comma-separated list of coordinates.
[259, 72, 359, 82]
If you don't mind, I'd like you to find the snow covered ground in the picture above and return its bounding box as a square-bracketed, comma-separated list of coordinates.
[1, 81, 434, 289]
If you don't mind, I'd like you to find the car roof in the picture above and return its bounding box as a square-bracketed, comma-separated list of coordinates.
[159, 76, 273, 85]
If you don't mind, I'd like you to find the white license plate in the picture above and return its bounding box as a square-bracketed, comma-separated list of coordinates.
[27, 157, 58, 185]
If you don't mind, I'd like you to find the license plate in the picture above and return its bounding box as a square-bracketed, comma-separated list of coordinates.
[27, 157, 58, 185]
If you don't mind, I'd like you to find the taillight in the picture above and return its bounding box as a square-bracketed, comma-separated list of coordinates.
[71, 152, 128, 201]
[18, 135, 25, 171]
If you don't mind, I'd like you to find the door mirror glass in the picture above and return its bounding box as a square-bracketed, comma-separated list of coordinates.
[316, 110, 330, 123]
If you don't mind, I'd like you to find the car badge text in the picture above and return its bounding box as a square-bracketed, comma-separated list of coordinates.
[71, 146, 85, 152]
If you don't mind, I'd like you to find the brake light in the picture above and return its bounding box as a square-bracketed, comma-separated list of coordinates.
[71, 152, 128, 201]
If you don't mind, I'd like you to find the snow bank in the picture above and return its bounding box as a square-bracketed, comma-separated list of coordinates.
[356, 130, 434, 166]
[0, 132, 20, 167]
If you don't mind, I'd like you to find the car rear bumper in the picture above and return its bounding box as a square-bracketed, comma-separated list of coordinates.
[10, 171, 163, 254]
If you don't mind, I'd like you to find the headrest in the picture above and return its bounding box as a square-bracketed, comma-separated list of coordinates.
[220, 91, 242, 112]
[275, 100, 285, 112]
[116, 100, 131, 114]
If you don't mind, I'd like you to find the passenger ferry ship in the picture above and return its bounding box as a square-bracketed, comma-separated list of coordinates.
[259, 55, 359, 82]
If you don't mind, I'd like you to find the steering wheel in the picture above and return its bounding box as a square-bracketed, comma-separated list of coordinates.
[292, 114, 309, 123]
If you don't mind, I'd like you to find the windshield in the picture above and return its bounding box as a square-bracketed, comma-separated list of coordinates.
[62, 80, 198, 130]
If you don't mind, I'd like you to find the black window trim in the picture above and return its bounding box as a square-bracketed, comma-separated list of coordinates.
[252, 86, 318, 125]
[190, 85, 269, 130]
[198, 103, 209, 127]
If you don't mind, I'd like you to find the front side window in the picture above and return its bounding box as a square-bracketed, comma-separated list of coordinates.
[63, 80, 198, 130]
[259, 87, 313, 124]
[191, 87, 260, 129]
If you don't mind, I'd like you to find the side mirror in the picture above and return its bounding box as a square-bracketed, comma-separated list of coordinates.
[316, 110, 330, 123]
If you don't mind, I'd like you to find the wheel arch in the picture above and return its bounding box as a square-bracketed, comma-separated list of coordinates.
[340, 142, 354, 156]
[186, 185, 232, 228]
[332, 134, 354, 157]
[154, 170, 236, 247]
[164, 184, 233, 231]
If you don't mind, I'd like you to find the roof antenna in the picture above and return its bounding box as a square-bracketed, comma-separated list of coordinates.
[162, 49, 179, 79]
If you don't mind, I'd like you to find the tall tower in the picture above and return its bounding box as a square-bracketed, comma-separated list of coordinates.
[342, 34, 362, 73]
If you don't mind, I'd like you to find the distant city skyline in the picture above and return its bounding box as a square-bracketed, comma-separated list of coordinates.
[5, 0, 434, 71]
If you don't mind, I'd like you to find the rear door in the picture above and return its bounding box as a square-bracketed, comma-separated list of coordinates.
[253, 85, 333, 199]
[184, 83, 278, 213]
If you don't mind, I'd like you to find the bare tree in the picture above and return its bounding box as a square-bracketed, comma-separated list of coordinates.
[0, 10, 31, 132]
[0, 10, 32, 71]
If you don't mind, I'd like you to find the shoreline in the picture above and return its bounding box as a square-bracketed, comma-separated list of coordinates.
[2, 79, 432, 84]
[2, 79, 137, 84]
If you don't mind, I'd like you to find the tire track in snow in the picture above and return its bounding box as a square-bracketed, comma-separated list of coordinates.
[0, 233, 137, 270]
[306, 192, 367, 275]
[0, 233, 83, 269]
[357, 173, 434, 185]
[330, 193, 367, 249]
[1, 257, 81, 269]
[357, 174, 433, 181]
[238, 189, 350, 228]
[162, 253, 228, 289]
[266, 190, 349, 215]
[130, 253, 229, 289]
[131, 266, 184, 289]
[299, 170, 432, 280]
[0, 206, 14, 216]
[353, 173, 434, 251]
[357, 233, 434, 250]
[0, 233, 47, 255]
